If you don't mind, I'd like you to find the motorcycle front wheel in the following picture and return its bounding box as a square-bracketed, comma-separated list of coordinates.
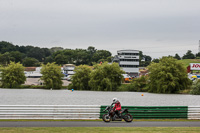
[123, 114, 133, 122]
[102, 114, 111, 122]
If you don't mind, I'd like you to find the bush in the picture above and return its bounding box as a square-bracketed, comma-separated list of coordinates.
[40, 62, 63, 89]
[18, 85, 46, 89]
[68, 63, 124, 91]
[190, 79, 200, 95]
[1, 62, 26, 88]
[68, 65, 92, 90]
[148, 57, 192, 93]
[89, 62, 125, 91]
[117, 76, 149, 92]
[129, 76, 149, 92]
[117, 84, 131, 91]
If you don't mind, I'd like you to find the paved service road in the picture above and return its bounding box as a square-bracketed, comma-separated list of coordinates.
[0, 121, 200, 127]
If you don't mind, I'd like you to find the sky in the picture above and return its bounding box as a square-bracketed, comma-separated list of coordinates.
[0, 0, 200, 59]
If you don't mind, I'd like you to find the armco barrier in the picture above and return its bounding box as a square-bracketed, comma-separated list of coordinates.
[188, 106, 200, 119]
[0, 105, 200, 119]
[100, 106, 188, 119]
[0, 105, 100, 119]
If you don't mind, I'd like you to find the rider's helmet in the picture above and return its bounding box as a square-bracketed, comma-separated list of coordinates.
[113, 98, 118, 103]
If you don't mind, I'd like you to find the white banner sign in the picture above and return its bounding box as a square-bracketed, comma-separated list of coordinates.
[190, 63, 200, 70]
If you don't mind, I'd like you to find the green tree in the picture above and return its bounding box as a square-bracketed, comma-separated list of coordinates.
[174, 53, 181, 60]
[0, 52, 13, 66]
[10, 51, 25, 63]
[40, 62, 63, 89]
[87, 46, 96, 55]
[182, 50, 195, 59]
[0, 41, 16, 53]
[23, 57, 40, 67]
[140, 55, 152, 67]
[139, 51, 152, 67]
[196, 52, 200, 59]
[74, 49, 90, 65]
[53, 49, 74, 65]
[129, 76, 149, 92]
[54, 53, 68, 65]
[148, 57, 192, 93]
[152, 58, 159, 63]
[44, 56, 54, 64]
[89, 62, 125, 91]
[27, 47, 45, 62]
[106, 56, 112, 62]
[1, 62, 26, 88]
[68, 65, 92, 90]
[139, 51, 144, 63]
[92, 50, 112, 63]
[190, 79, 200, 95]
[87, 46, 96, 65]
[52, 47, 112, 65]
[50, 47, 64, 53]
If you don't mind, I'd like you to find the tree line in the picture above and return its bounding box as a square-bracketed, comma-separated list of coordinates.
[0, 58, 199, 95]
[1, 41, 200, 67]
[0, 41, 154, 67]
[0, 41, 112, 66]
[68, 57, 198, 94]
[68, 62, 125, 91]
[152, 50, 200, 63]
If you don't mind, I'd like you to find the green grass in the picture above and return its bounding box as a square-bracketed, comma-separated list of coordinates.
[178, 89, 192, 94]
[178, 59, 200, 68]
[0, 127, 200, 133]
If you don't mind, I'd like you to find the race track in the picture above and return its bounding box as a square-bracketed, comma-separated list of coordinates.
[0, 121, 200, 127]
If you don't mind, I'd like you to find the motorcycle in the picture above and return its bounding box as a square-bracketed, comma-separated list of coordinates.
[102, 104, 133, 122]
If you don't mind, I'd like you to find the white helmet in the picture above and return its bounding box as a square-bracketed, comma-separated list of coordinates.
[113, 98, 118, 103]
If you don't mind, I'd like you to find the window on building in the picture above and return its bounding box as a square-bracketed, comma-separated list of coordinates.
[119, 65, 139, 68]
[118, 53, 139, 56]
[120, 59, 139, 62]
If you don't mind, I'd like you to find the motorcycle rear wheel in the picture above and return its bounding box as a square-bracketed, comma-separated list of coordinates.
[123, 114, 133, 122]
[102, 114, 111, 122]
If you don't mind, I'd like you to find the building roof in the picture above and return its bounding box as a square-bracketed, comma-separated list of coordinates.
[112, 55, 120, 62]
[117, 49, 140, 53]
[25, 67, 36, 71]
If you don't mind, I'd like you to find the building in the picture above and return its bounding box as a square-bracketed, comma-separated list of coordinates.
[63, 64, 75, 75]
[24, 67, 42, 78]
[113, 50, 139, 77]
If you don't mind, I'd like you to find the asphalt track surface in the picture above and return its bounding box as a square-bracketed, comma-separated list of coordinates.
[0, 121, 200, 127]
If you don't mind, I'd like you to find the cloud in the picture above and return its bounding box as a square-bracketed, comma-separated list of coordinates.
[0, 0, 200, 58]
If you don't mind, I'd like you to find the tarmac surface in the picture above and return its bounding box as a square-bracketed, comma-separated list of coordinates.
[0, 121, 200, 127]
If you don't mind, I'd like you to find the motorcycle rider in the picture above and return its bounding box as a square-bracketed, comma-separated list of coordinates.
[112, 98, 121, 118]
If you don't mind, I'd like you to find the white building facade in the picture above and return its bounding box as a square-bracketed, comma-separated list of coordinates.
[113, 50, 139, 77]
[63, 64, 75, 75]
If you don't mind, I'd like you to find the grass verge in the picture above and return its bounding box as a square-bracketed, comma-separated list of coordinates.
[0, 127, 200, 133]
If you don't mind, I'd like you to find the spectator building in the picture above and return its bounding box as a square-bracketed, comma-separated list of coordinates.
[113, 50, 139, 77]
[63, 64, 75, 75]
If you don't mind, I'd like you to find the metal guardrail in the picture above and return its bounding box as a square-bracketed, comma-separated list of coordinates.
[188, 106, 200, 120]
[0, 105, 200, 119]
[0, 105, 100, 119]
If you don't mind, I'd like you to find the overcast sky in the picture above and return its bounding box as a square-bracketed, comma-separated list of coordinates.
[0, 0, 200, 58]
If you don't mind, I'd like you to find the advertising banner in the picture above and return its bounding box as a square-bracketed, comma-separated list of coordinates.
[190, 63, 200, 70]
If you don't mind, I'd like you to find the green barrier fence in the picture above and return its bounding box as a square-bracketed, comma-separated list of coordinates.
[100, 106, 188, 119]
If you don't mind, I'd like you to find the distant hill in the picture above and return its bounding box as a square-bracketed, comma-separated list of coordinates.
[178, 59, 200, 68]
